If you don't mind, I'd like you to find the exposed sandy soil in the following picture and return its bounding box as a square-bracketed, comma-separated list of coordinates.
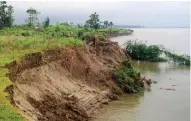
[5, 44, 127, 121]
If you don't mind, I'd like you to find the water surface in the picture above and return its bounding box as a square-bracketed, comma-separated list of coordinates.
[111, 28, 190, 55]
[92, 28, 190, 121]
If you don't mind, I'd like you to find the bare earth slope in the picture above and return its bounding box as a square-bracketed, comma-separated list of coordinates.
[5, 44, 127, 121]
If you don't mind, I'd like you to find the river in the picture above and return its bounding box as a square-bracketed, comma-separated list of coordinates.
[91, 28, 190, 121]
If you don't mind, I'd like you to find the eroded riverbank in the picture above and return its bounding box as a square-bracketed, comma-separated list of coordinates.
[95, 28, 190, 121]
[91, 61, 190, 121]
[5, 43, 151, 121]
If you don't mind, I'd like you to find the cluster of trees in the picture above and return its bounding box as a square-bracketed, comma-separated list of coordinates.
[0, 1, 14, 29]
[85, 12, 114, 29]
[0, 2, 113, 30]
[103, 21, 113, 28]
[0, 1, 50, 29]
[26, 7, 49, 28]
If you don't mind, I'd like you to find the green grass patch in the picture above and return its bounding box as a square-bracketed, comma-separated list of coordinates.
[0, 75, 25, 121]
[0, 104, 24, 121]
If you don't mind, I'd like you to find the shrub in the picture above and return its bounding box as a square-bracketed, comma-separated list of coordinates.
[124, 40, 190, 66]
[125, 40, 163, 61]
[21, 31, 32, 36]
[164, 50, 190, 66]
[113, 60, 144, 93]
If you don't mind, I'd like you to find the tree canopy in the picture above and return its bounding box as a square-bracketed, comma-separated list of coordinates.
[43, 17, 50, 28]
[85, 12, 100, 29]
[26, 7, 40, 27]
[0, 1, 14, 29]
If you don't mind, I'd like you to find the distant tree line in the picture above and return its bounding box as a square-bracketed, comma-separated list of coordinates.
[0, 2, 113, 30]
[0, 1, 50, 29]
[85, 12, 114, 29]
[25, 7, 50, 28]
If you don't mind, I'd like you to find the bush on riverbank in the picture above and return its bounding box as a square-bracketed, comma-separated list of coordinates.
[124, 40, 164, 62]
[164, 50, 190, 66]
[113, 60, 144, 93]
[124, 40, 190, 66]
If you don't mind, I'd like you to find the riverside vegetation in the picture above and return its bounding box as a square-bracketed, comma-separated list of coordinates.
[0, 2, 134, 121]
[0, 1, 188, 121]
[124, 40, 190, 66]
[0, 21, 129, 121]
[113, 60, 146, 93]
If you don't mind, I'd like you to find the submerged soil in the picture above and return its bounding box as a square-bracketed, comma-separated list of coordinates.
[5, 44, 127, 121]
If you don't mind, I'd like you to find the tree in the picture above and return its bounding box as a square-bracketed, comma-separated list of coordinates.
[0, 1, 14, 29]
[26, 7, 40, 27]
[43, 17, 50, 28]
[109, 21, 114, 28]
[85, 12, 100, 29]
[103, 20, 109, 28]
[5, 5, 14, 27]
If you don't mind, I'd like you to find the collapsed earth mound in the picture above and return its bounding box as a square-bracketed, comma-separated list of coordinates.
[5, 44, 127, 121]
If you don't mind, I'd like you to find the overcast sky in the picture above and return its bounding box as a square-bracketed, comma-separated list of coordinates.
[7, 1, 190, 28]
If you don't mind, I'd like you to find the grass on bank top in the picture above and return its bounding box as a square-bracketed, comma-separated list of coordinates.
[0, 24, 127, 120]
[0, 24, 127, 67]
[0, 25, 84, 121]
[0, 35, 83, 66]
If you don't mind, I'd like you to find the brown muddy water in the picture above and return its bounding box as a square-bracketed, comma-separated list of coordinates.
[91, 28, 190, 121]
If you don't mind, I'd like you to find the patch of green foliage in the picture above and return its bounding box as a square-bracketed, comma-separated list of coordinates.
[113, 60, 144, 93]
[85, 12, 114, 29]
[0, 36, 82, 66]
[0, 104, 24, 121]
[0, 69, 25, 121]
[125, 40, 190, 66]
[125, 40, 164, 62]
[164, 50, 190, 66]
[0, 24, 125, 39]
[0, 1, 14, 29]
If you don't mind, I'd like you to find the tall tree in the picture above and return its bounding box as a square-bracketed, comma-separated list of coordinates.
[85, 12, 100, 29]
[5, 5, 14, 27]
[109, 21, 114, 28]
[43, 17, 50, 28]
[0, 1, 14, 29]
[103, 20, 109, 28]
[26, 7, 40, 27]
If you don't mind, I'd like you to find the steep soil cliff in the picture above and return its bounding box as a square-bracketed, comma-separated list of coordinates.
[5, 44, 127, 121]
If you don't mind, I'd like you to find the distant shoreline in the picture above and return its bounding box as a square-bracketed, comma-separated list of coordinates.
[115, 27, 190, 29]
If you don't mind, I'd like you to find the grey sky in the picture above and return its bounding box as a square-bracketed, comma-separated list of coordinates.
[8, 1, 190, 27]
